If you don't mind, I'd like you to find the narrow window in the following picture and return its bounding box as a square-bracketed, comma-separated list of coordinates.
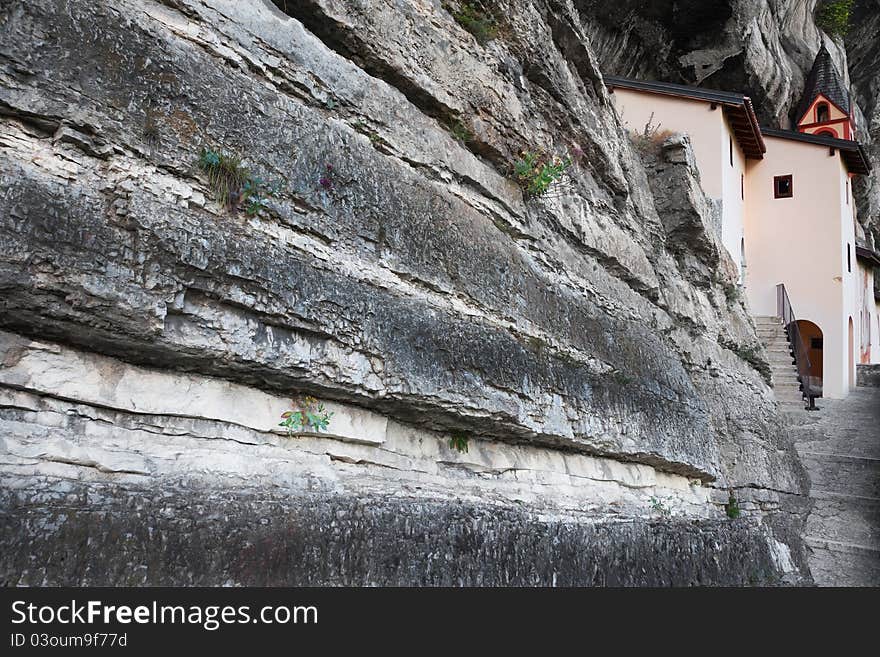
[729, 137, 733, 166]
[817, 102, 829, 123]
[741, 173, 744, 200]
[774, 174, 793, 198]
[846, 180, 849, 205]
[847, 244, 852, 272]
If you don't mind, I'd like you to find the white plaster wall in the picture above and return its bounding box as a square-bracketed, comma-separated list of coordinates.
[744, 136, 851, 398]
[857, 261, 879, 365]
[722, 112, 747, 280]
[841, 168, 859, 391]
[612, 88, 745, 275]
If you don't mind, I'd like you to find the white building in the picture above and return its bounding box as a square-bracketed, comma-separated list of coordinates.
[606, 46, 877, 401]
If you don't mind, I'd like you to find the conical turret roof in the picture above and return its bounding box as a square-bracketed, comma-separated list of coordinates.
[795, 45, 851, 122]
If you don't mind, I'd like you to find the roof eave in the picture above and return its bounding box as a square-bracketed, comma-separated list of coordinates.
[855, 246, 880, 267]
[761, 128, 871, 175]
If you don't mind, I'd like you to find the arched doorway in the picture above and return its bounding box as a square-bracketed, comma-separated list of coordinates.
[796, 319, 823, 397]
[848, 317, 855, 390]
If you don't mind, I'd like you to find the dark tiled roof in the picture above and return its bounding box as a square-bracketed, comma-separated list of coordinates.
[795, 45, 851, 122]
[760, 127, 871, 175]
[604, 76, 765, 159]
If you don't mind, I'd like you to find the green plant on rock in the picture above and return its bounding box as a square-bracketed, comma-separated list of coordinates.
[629, 112, 674, 156]
[449, 432, 470, 453]
[816, 0, 853, 36]
[197, 147, 281, 214]
[512, 150, 573, 199]
[650, 496, 671, 518]
[449, 117, 473, 144]
[242, 175, 282, 216]
[444, 1, 498, 44]
[279, 396, 334, 435]
[725, 492, 741, 519]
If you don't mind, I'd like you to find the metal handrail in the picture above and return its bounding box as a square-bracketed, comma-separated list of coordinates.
[776, 284, 817, 410]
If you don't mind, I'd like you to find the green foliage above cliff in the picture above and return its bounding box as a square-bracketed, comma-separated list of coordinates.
[444, 1, 498, 44]
[816, 0, 854, 36]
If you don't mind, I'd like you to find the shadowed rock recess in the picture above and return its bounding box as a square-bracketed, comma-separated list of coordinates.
[0, 0, 813, 585]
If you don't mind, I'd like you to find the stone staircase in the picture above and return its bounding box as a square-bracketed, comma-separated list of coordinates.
[792, 388, 880, 585]
[754, 315, 808, 412]
[756, 316, 880, 585]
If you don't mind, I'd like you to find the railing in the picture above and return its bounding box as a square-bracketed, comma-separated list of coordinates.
[776, 284, 817, 410]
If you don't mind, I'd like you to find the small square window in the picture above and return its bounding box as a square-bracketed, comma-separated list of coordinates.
[774, 174, 793, 198]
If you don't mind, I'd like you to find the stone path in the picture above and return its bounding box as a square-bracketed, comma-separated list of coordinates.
[788, 387, 880, 586]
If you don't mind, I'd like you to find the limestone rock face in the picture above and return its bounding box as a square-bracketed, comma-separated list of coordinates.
[0, 0, 810, 584]
[848, 0, 880, 247]
[575, 0, 844, 126]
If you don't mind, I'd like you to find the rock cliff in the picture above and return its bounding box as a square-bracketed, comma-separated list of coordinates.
[848, 0, 880, 248]
[0, 0, 812, 585]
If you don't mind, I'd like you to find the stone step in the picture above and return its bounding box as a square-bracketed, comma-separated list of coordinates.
[803, 496, 880, 552]
[781, 407, 812, 419]
[800, 451, 880, 499]
[805, 537, 880, 586]
[776, 389, 805, 398]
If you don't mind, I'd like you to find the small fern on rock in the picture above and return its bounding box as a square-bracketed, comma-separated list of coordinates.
[197, 147, 281, 214]
[512, 150, 573, 199]
[725, 492, 741, 519]
[279, 396, 334, 435]
[449, 432, 470, 453]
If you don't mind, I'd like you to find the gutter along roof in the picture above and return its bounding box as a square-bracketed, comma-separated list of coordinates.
[760, 128, 871, 175]
[855, 245, 880, 268]
[604, 76, 766, 160]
